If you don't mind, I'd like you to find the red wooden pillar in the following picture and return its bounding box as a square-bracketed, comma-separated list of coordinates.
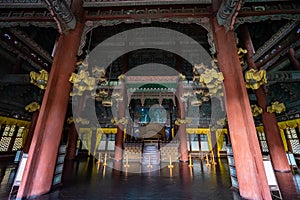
[288, 48, 300, 70]
[177, 79, 188, 162]
[16, 7, 84, 199]
[240, 25, 290, 172]
[114, 80, 126, 161]
[65, 123, 78, 160]
[179, 162, 191, 186]
[211, 18, 271, 199]
[275, 171, 298, 199]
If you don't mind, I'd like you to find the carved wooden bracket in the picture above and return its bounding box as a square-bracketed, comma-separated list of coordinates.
[43, 0, 76, 33]
[217, 0, 246, 30]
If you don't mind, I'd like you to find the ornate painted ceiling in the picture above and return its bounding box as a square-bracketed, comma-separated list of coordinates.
[0, 0, 299, 127]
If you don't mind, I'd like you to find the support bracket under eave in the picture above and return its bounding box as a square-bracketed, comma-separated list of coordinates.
[266, 71, 300, 86]
[43, 0, 76, 34]
[217, 0, 246, 31]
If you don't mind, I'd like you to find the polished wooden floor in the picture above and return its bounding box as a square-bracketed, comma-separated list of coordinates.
[1, 158, 300, 199]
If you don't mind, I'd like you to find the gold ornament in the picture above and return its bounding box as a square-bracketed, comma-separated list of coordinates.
[75, 117, 89, 125]
[69, 70, 96, 96]
[175, 118, 191, 126]
[30, 69, 48, 89]
[178, 73, 186, 80]
[267, 101, 286, 114]
[102, 99, 113, 107]
[25, 102, 40, 112]
[193, 63, 224, 96]
[67, 117, 74, 124]
[118, 74, 126, 81]
[217, 118, 227, 126]
[111, 117, 128, 125]
[251, 104, 263, 117]
[245, 69, 267, 90]
[237, 48, 248, 58]
[92, 66, 107, 84]
[191, 99, 203, 106]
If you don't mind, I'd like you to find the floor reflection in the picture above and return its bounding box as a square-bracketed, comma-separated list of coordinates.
[50, 158, 241, 200]
[2, 158, 300, 199]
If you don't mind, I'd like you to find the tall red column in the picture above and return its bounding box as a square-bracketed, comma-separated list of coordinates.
[23, 111, 39, 153]
[240, 25, 290, 172]
[288, 48, 300, 70]
[114, 80, 126, 161]
[16, 6, 84, 199]
[211, 18, 271, 199]
[177, 79, 188, 162]
[65, 123, 78, 160]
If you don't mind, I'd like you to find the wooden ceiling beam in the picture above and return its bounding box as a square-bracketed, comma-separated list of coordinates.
[0, 74, 30, 85]
[241, 21, 299, 71]
[255, 28, 300, 69]
[0, 1, 298, 25]
[236, 1, 300, 25]
[0, 28, 52, 70]
[267, 71, 300, 85]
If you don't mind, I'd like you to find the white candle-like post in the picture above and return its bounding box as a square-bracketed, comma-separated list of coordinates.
[211, 151, 217, 165]
[103, 165, 106, 177]
[168, 155, 174, 169]
[188, 154, 193, 167]
[124, 153, 130, 168]
[205, 154, 211, 167]
[189, 165, 193, 177]
[103, 153, 107, 166]
[147, 155, 152, 168]
[97, 162, 100, 173]
[97, 152, 101, 165]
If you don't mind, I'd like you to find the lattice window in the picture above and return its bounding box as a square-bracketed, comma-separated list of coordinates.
[12, 138, 23, 151]
[2, 125, 10, 136]
[257, 131, 269, 153]
[17, 127, 24, 137]
[12, 126, 24, 151]
[286, 128, 300, 154]
[0, 137, 11, 152]
[8, 125, 15, 136]
[193, 135, 199, 141]
[190, 134, 200, 151]
[109, 134, 115, 141]
[200, 134, 208, 141]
